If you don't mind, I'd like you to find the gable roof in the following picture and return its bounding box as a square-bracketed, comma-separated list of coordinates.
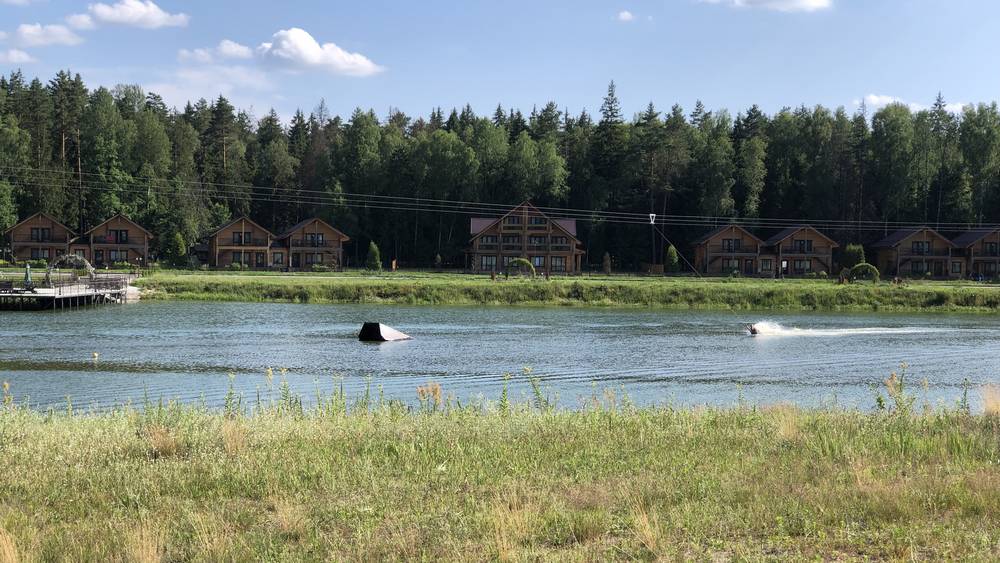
[692, 224, 762, 245]
[763, 225, 839, 248]
[84, 213, 153, 237]
[468, 201, 579, 242]
[873, 227, 954, 249]
[278, 217, 350, 241]
[2, 212, 76, 237]
[951, 227, 1000, 248]
[210, 216, 274, 238]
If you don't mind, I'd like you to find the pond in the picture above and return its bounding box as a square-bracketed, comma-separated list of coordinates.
[1, 301, 998, 411]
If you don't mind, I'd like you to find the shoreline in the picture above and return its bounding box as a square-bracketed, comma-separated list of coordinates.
[134, 272, 1000, 313]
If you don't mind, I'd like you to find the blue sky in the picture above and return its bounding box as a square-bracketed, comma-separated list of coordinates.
[1, 0, 997, 122]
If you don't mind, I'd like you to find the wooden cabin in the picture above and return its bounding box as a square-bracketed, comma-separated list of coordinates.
[873, 227, 959, 278]
[275, 218, 350, 270]
[2, 212, 74, 264]
[692, 225, 762, 276]
[70, 214, 152, 267]
[207, 216, 274, 269]
[761, 226, 839, 277]
[467, 201, 584, 274]
[950, 227, 1000, 279]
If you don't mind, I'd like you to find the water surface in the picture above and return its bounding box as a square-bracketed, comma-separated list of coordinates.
[1, 302, 998, 411]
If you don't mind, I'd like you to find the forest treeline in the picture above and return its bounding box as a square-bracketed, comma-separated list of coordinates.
[1, 69, 999, 268]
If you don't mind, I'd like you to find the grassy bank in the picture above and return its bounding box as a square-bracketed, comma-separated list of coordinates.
[135, 270, 1000, 311]
[0, 383, 998, 560]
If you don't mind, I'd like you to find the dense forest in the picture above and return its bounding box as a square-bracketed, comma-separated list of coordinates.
[1, 69, 999, 268]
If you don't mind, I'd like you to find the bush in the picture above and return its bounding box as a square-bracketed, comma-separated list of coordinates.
[841, 244, 865, 269]
[507, 257, 536, 277]
[849, 262, 880, 283]
[311, 264, 331, 273]
[665, 245, 680, 273]
[112, 261, 131, 269]
[366, 242, 382, 271]
[434, 254, 443, 270]
[226, 263, 245, 271]
[25, 259, 47, 268]
[602, 252, 612, 275]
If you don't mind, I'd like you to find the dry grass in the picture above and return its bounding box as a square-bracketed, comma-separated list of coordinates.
[220, 420, 247, 456]
[0, 528, 20, 563]
[269, 499, 308, 541]
[982, 385, 1000, 416]
[126, 523, 165, 563]
[490, 492, 536, 561]
[145, 425, 180, 459]
[628, 498, 662, 557]
[766, 403, 802, 443]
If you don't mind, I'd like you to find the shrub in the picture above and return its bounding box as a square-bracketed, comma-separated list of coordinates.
[26, 259, 47, 268]
[507, 257, 536, 277]
[849, 262, 879, 283]
[310, 264, 331, 273]
[226, 263, 245, 271]
[434, 254, 443, 270]
[602, 252, 612, 275]
[665, 245, 680, 273]
[841, 244, 865, 269]
[366, 242, 382, 271]
[112, 261, 131, 269]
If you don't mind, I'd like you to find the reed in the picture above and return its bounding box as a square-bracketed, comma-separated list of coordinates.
[0, 381, 997, 560]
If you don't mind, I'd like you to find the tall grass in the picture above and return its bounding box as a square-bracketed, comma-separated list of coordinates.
[0, 378, 998, 559]
[136, 272, 1000, 311]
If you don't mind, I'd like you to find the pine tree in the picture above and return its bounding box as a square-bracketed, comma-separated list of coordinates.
[366, 241, 382, 271]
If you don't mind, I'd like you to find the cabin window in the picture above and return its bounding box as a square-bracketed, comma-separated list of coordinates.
[529, 216, 546, 225]
[273, 252, 284, 265]
[94, 250, 103, 263]
[952, 261, 962, 274]
[501, 235, 520, 244]
[256, 253, 266, 267]
[722, 239, 741, 252]
[722, 258, 740, 271]
[480, 235, 498, 245]
[108, 250, 125, 262]
[528, 236, 546, 245]
[551, 236, 568, 245]
[911, 261, 927, 275]
[760, 259, 773, 271]
[111, 229, 129, 244]
[502, 256, 516, 267]
[30, 227, 52, 242]
[793, 239, 813, 252]
[504, 215, 522, 225]
[531, 256, 545, 268]
[794, 259, 811, 273]
[31, 248, 51, 259]
[480, 255, 497, 271]
[305, 253, 323, 264]
[74, 250, 85, 258]
[986, 263, 999, 274]
[984, 242, 998, 256]
[551, 256, 566, 272]
[912, 241, 930, 255]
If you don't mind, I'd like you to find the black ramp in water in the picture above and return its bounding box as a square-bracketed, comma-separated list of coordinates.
[358, 322, 412, 342]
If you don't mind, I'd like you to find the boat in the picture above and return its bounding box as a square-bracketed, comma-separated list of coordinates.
[744, 323, 759, 336]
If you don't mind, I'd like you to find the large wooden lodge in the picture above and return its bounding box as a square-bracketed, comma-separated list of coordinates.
[466, 201, 584, 274]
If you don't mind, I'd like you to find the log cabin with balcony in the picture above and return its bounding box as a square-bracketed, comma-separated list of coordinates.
[275, 218, 350, 270]
[69, 214, 152, 268]
[950, 227, 1000, 279]
[3, 212, 74, 264]
[873, 227, 959, 278]
[467, 201, 584, 274]
[207, 216, 274, 269]
[692, 225, 762, 276]
[761, 226, 838, 277]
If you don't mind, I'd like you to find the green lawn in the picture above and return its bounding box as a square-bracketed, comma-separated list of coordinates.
[0, 380, 997, 561]
[133, 269, 1000, 312]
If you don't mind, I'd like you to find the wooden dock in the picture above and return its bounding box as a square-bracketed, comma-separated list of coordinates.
[0, 274, 134, 311]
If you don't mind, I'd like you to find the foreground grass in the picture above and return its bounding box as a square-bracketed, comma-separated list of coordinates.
[135, 270, 1000, 312]
[1, 387, 999, 560]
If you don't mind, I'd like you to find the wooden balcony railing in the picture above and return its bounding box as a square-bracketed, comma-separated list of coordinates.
[11, 236, 69, 243]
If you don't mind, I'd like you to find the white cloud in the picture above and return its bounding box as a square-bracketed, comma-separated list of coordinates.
[256, 28, 383, 77]
[617, 10, 635, 22]
[88, 0, 189, 29]
[0, 48, 36, 63]
[217, 39, 252, 59]
[1, 0, 36, 5]
[66, 14, 96, 30]
[146, 64, 274, 113]
[701, 0, 832, 12]
[14, 23, 83, 47]
[178, 39, 252, 64]
[856, 94, 968, 114]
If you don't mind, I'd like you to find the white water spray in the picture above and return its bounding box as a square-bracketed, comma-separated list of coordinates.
[748, 321, 947, 338]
